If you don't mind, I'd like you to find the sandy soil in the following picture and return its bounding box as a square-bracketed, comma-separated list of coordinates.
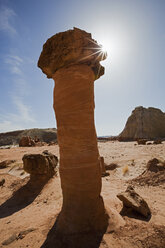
[0, 141, 165, 248]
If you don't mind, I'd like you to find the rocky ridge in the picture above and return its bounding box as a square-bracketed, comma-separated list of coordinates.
[0, 128, 57, 146]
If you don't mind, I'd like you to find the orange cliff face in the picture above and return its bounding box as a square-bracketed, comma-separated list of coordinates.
[38, 27, 108, 234]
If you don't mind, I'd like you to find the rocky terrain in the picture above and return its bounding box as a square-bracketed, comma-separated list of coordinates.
[0, 128, 57, 147]
[119, 106, 165, 140]
[0, 140, 165, 247]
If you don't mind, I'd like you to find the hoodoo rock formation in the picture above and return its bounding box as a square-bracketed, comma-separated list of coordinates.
[38, 28, 108, 234]
[119, 106, 165, 141]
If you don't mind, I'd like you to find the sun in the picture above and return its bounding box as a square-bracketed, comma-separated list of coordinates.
[100, 45, 107, 54]
[99, 41, 110, 56]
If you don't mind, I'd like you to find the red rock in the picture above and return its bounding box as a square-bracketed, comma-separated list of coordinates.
[22, 150, 58, 178]
[38, 28, 109, 234]
[19, 136, 35, 147]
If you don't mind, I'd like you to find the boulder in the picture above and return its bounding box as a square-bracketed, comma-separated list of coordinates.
[22, 150, 58, 178]
[19, 136, 35, 147]
[105, 163, 117, 170]
[147, 158, 165, 173]
[119, 106, 165, 140]
[137, 139, 147, 145]
[153, 140, 162, 145]
[117, 185, 151, 217]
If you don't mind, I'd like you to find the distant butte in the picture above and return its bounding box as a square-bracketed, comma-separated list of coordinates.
[119, 106, 165, 140]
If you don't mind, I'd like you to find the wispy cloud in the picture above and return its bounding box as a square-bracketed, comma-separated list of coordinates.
[0, 97, 35, 133]
[0, 120, 23, 133]
[0, 6, 36, 133]
[0, 6, 17, 35]
[5, 55, 23, 75]
[13, 96, 34, 123]
[0, 54, 36, 133]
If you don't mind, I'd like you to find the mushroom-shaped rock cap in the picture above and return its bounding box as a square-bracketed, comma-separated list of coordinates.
[38, 27, 107, 80]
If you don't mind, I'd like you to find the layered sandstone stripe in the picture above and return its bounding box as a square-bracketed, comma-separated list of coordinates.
[38, 28, 108, 233]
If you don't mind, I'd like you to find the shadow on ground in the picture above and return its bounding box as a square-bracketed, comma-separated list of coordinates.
[41, 214, 107, 248]
[120, 206, 151, 222]
[0, 177, 49, 218]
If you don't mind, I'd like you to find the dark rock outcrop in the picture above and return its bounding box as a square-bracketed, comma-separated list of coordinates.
[130, 158, 165, 186]
[105, 163, 117, 170]
[19, 136, 35, 147]
[119, 106, 165, 140]
[146, 158, 165, 173]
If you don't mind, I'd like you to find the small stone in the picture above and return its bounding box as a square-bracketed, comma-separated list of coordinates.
[2, 234, 17, 245]
[0, 178, 5, 186]
[18, 228, 36, 238]
[137, 139, 147, 145]
[0, 160, 16, 169]
[102, 172, 110, 177]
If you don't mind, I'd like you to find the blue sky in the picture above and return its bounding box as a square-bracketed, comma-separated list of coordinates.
[0, 0, 165, 135]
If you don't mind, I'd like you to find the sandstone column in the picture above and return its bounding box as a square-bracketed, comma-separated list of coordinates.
[38, 28, 108, 234]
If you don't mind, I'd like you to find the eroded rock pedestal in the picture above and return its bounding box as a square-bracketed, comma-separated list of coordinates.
[23, 150, 58, 181]
[38, 28, 108, 234]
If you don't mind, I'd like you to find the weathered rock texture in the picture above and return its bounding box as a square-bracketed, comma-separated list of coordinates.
[38, 27, 106, 80]
[22, 150, 58, 179]
[117, 186, 151, 217]
[119, 106, 165, 140]
[19, 136, 35, 147]
[38, 28, 108, 234]
[130, 158, 165, 187]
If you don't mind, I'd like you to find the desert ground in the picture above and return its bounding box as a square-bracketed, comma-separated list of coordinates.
[0, 141, 165, 248]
